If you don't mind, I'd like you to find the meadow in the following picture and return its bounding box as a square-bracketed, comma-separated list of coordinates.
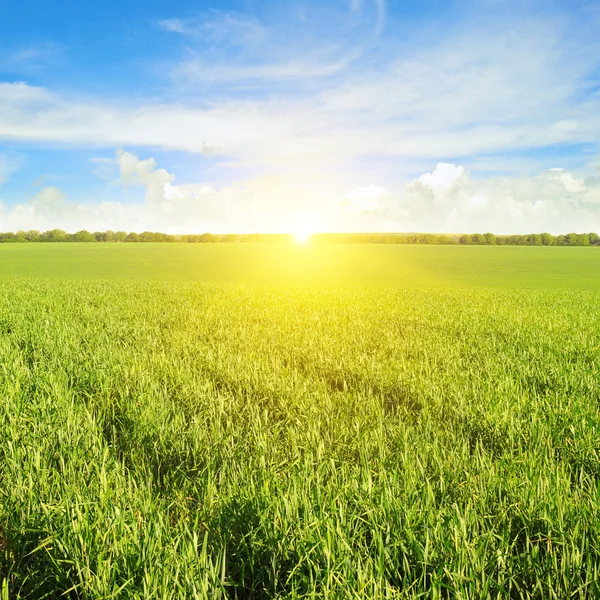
[0, 242, 600, 289]
[1, 244, 600, 598]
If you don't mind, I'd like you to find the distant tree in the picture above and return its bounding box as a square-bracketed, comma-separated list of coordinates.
[525, 234, 542, 246]
[40, 229, 69, 242]
[0, 228, 595, 246]
[139, 231, 156, 242]
[418, 234, 435, 244]
[150, 232, 175, 242]
[74, 230, 96, 242]
[0, 232, 16, 243]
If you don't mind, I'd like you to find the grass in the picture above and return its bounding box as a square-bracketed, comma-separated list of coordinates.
[0, 242, 598, 289]
[1, 244, 600, 598]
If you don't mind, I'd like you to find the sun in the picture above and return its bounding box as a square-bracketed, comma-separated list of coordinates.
[293, 228, 312, 244]
[290, 214, 323, 244]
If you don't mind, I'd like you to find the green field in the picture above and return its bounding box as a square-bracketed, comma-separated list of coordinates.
[0, 242, 599, 289]
[1, 244, 600, 598]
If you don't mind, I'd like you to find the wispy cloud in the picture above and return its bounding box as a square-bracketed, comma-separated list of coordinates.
[2, 7, 599, 171]
[2, 14, 600, 173]
[0, 151, 26, 187]
[161, 2, 385, 88]
[0, 42, 62, 75]
[158, 19, 188, 34]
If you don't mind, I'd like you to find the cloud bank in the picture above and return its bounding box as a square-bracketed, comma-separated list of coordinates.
[1, 153, 599, 234]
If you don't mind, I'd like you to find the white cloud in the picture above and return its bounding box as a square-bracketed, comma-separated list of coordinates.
[1, 186, 72, 230]
[548, 168, 585, 193]
[2, 14, 600, 172]
[394, 163, 600, 234]
[0, 150, 340, 233]
[117, 150, 175, 205]
[346, 184, 390, 200]
[417, 163, 467, 196]
[2, 153, 599, 235]
[343, 184, 391, 219]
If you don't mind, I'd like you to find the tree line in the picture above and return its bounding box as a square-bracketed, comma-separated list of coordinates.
[0, 230, 286, 243]
[0, 229, 598, 245]
[315, 232, 600, 245]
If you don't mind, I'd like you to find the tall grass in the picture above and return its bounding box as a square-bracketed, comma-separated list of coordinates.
[1, 278, 599, 598]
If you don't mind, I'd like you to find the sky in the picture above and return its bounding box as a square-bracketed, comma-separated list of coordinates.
[1, 0, 600, 234]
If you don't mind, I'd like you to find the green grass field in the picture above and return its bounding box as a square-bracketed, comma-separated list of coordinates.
[0, 242, 599, 289]
[1, 244, 600, 598]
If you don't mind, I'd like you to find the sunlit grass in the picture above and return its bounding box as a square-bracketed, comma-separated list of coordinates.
[1, 275, 600, 598]
[0, 243, 600, 289]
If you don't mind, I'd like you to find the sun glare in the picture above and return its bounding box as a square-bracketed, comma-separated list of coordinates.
[293, 229, 312, 244]
[290, 214, 324, 244]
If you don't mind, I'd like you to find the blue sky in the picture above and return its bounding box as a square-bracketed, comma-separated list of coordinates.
[1, 0, 600, 233]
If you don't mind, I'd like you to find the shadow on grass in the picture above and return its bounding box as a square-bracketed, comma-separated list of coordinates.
[1, 527, 79, 600]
